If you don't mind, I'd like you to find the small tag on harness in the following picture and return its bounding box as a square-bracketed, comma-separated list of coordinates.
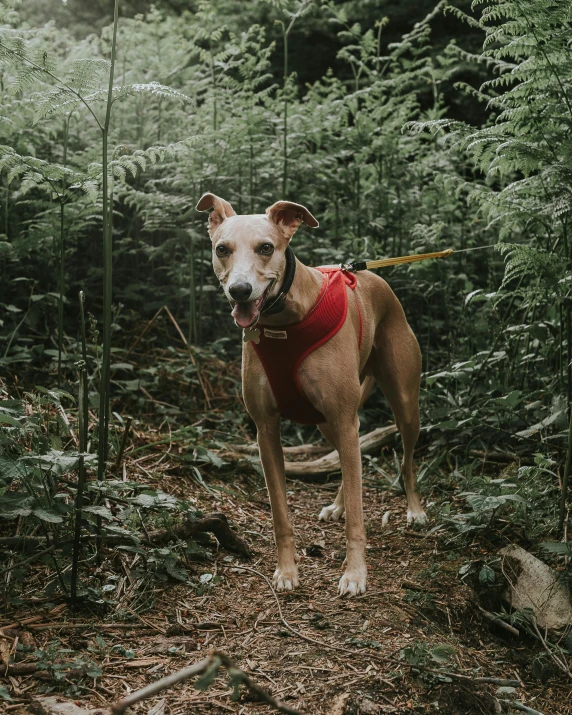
[263, 328, 287, 339]
[243, 327, 260, 344]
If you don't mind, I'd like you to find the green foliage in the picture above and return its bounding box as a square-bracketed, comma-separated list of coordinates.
[399, 641, 456, 667]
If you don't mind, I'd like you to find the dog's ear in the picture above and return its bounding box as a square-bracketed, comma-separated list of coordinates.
[196, 192, 237, 236]
[266, 201, 319, 239]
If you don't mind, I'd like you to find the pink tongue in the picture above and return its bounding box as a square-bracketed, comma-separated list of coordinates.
[232, 301, 260, 329]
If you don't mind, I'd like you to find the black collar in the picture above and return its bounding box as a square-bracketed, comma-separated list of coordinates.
[261, 246, 296, 316]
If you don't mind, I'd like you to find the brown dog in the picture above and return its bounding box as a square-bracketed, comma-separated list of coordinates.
[196, 193, 425, 596]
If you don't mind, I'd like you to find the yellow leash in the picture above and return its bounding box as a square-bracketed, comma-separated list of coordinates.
[342, 248, 455, 272]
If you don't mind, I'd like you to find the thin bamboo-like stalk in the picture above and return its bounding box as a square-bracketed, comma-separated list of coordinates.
[188, 233, 197, 345]
[97, 0, 120, 481]
[71, 291, 89, 600]
[57, 116, 70, 386]
[560, 300, 572, 535]
[277, 3, 309, 198]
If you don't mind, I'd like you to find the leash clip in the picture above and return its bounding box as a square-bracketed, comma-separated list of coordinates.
[340, 261, 367, 272]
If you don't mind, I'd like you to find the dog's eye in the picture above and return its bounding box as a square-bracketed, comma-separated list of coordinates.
[215, 245, 229, 258]
[259, 243, 274, 255]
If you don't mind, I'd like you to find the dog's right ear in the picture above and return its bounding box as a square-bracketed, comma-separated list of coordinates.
[195, 193, 236, 236]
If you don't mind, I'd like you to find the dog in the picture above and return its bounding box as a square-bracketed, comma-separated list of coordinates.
[196, 193, 426, 597]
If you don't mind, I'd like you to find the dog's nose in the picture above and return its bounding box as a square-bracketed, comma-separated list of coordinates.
[229, 282, 253, 301]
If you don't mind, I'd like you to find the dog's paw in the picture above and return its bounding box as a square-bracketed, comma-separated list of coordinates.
[319, 503, 345, 522]
[273, 566, 299, 592]
[407, 508, 427, 526]
[338, 569, 367, 597]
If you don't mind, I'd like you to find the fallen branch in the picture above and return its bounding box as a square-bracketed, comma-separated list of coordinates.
[413, 665, 522, 688]
[499, 702, 543, 715]
[234, 442, 330, 457]
[471, 450, 534, 465]
[110, 650, 302, 715]
[477, 605, 520, 637]
[225, 426, 397, 478]
[0, 512, 251, 560]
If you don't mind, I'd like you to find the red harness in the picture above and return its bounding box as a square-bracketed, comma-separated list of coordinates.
[252, 268, 362, 425]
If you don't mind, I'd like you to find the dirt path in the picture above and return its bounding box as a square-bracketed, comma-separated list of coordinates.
[3, 472, 570, 714]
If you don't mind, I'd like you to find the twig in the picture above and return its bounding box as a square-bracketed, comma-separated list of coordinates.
[499, 701, 543, 715]
[163, 305, 195, 364]
[470, 449, 533, 465]
[477, 605, 520, 637]
[0, 616, 45, 630]
[217, 651, 302, 715]
[530, 618, 572, 679]
[0, 544, 57, 578]
[124, 306, 164, 359]
[163, 304, 213, 409]
[413, 666, 522, 688]
[109, 650, 302, 715]
[115, 417, 132, 470]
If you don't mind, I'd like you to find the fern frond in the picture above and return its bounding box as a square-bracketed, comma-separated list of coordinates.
[65, 58, 109, 92]
[497, 243, 564, 291]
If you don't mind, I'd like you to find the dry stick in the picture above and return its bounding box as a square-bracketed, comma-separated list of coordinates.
[558, 400, 572, 534]
[530, 618, 572, 679]
[124, 306, 164, 359]
[217, 651, 303, 715]
[499, 702, 544, 715]
[114, 417, 132, 470]
[0, 544, 57, 578]
[163, 304, 211, 409]
[414, 667, 522, 688]
[0, 615, 45, 631]
[163, 305, 195, 364]
[477, 605, 520, 637]
[109, 650, 302, 715]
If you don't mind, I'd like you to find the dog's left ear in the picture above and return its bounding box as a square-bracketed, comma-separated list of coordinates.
[266, 201, 319, 239]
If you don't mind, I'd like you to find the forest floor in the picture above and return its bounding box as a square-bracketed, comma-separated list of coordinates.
[1, 336, 570, 715]
[3, 458, 572, 715]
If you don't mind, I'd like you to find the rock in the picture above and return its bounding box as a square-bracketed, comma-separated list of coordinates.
[499, 545, 572, 630]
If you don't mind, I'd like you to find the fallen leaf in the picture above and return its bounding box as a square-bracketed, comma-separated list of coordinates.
[0, 638, 11, 668]
[332, 692, 350, 715]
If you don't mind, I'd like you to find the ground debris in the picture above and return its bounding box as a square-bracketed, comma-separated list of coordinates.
[499, 544, 572, 630]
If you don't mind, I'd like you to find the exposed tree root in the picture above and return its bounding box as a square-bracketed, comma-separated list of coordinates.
[226, 425, 398, 479]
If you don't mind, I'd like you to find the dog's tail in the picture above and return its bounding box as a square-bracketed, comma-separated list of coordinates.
[359, 375, 376, 409]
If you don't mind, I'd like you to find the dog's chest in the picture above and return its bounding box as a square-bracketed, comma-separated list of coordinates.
[248, 268, 360, 425]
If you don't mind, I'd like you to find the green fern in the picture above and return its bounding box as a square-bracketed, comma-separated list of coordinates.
[497, 243, 565, 292]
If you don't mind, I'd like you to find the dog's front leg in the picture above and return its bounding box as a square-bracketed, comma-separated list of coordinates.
[256, 419, 299, 591]
[331, 417, 367, 597]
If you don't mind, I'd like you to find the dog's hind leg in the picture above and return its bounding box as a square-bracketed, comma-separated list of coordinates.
[372, 326, 426, 524]
[318, 375, 375, 523]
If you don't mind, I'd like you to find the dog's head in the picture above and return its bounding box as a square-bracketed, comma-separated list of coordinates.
[195, 193, 318, 328]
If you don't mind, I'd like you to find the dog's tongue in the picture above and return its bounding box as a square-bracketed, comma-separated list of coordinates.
[232, 301, 260, 329]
